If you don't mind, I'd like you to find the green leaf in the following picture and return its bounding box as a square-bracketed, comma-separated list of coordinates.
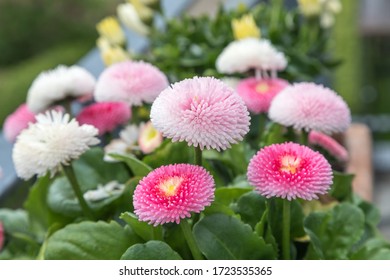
[142, 140, 192, 168]
[0, 209, 40, 259]
[304, 203, 365, 259]
[74, 147, 129, 187]
[214, 187, 252, 206]
[268, 198, 306, 253]
[24, 175, 71, 238]
[234, 191, 267, 229]
[163, 223, 192, 260]
[120, 241, 182, 260]
[0, 209, 30, 235]
[47, 177, 123, 218]
[120, 212, 162, 241]
[350, 238, 390, 260]
[203, 201, 236, 217]
[193, 214, 276, 259]
[108, 153, 152, 177]
[44, 221, 142, 259]
[329, 171, 354, 201]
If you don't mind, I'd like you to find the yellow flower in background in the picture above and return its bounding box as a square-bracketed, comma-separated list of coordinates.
[297, 0, 322, 17]
[96, 17, 126, 46]
[298, 0, 342, 28]
[101, 46, 131, 66]
[231, 14, 261, 40]
[128, 0, 154, 23]
[117, 3, 150, 35]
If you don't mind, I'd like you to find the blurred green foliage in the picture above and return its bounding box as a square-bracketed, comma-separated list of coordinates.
[0, 0, 118, 67]
[143, 3, 341, 83]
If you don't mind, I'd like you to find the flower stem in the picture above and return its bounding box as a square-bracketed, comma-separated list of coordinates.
[282, 199, 291, 260]
[194, 146, 202, 166]
[180, 219, 203, 260]
[300, 130, 309, 146]
[62, 164, 95, 220]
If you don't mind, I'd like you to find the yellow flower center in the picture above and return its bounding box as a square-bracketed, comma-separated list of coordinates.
[158, 176, 183, 197]
[255, 82, 270, 94]
[280, 155, 301, 174]
[231, 14, 261, 40]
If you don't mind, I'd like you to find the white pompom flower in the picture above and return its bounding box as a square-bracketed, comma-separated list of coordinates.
[216, 38, 287, 74]
[12, 110, 100, 180]
[27, 65, 96, 113]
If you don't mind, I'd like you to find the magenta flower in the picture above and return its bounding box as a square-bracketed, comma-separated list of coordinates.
[133, 164, 215, 226]
[3, 104, 36, 142]
[0, 222, 4, 251]
[76, 102, 131, 135]
[247, 142, 333, 200]
[268, 82, 351, 134]
[309, 131, 349, 162]
[150, 77, 251, 151]
[94, 61, 169, 106]
[236, 77, 289, 114]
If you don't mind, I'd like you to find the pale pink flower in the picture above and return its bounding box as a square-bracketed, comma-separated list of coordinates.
[150, 77, 250, 151]
[76, 102, 131, 135]
[247, 142, 333, 200]
[268, 82, 351, 134]
[94, 61, 169, 106]
[309, 131, 349, 162]
[236, 77, 289, 114]
[0, 222, 4, 251]
[27, 65, 96, 113]
[138, 121, 162, 154]
[133, 164, 215, 226]
[3, 104, 36, 142]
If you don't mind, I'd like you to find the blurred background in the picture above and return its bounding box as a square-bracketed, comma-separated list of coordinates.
[0, 0, 389, 236]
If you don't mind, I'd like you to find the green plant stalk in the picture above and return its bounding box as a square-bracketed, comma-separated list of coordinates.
[180, 219, 204, 260]
[282, 199, 291, 260]
[151, 225, 163, 241]
[300, 129, 309, 146]
[194, 146, 202, 166]
[62, 164, 95, 220]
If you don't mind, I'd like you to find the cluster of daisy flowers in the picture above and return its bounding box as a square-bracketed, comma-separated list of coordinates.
[2, 6, 354, 261]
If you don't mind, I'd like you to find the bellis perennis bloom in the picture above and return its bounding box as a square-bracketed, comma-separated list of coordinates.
[133, 164, 215, 226]
[3, 104, 36, 142]
[150, 77, 250, 151]
[0, 222, 4, 251]
[12, 111, 100, 180]
[94, 60, 169, 106]
[138, 121, 163, 154]
[236, 77, 289, 114]
[269, 82, 351, 134]
[309, 130, 349, 162]
[27, 65, 96, 113]
[247, 142, 333, 200]
[216, 38, 287, 74]
[76, 102, 131, 135]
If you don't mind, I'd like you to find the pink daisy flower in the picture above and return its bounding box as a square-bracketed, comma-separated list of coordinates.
[236, 77, 289, 114]
[3, 104, 36, 142]
[309, 131, 349, 162]
[76, 102, 131, 135]
[150, 77, 251, 151]
[0, 222, 4, 251]
[133, 164, 215, 226]
[138, 121, 163, 154]
[247, 142, 333, 200]
[94, 60, 169, 106]
[268, 82, 351, 134]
